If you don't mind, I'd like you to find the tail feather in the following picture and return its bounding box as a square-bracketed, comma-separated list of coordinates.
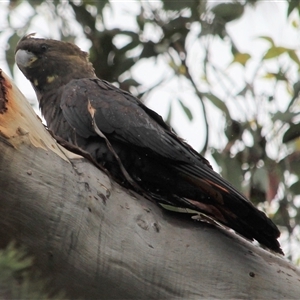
[173, 164, 283, 254]
[185, 195, 282, 254]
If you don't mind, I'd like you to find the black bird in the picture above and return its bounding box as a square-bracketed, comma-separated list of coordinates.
[15, 34, 283, 254]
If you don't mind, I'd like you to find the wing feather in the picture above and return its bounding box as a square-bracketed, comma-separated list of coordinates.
[61, 78, 209, 164]
[60, 78, 252, 205]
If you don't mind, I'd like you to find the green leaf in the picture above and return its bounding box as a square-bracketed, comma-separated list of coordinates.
[292, 19, 299, 28]
[119, 78, 141, 91]
[231, 52, 251, 66]
[225, 120, 243, 141]
[288, 80, 300, 108]
[211, 3, 244, 23]
[203, 93, 231, 119]
[140, 41, 157, 59]
[287, 0, 299, 16]
[119, 30, 140, 39]
[262, 71, 287, 82]
[290, 181, 300, 195]
[93, 0, 109, 14]
[263, 46, 288, 60]
[70, 2, 96, 31]
[0, 242, 65, 299]
[258, 36, 275, 46]
[288, 50, 300, 67]
[282, 123, 300, 143]
[162, 0, 191, 11]
[263, 73, 276, 79]
[272, 111, 297, 123]
[177, 99, 193, 121]
[163, 16, 190, 38]
[275, 71, 288, 81]
[120, 78, 140, 87]
[166, 101, 173, 126]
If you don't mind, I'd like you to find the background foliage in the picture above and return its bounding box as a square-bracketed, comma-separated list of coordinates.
[0, 243, 65, 299]
[1, 0, 300, 262]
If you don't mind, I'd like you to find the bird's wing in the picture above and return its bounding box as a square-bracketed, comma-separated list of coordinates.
[60, 78, 251, 199]
[15, 36, 282, 254]
[60, 78, 208, 164]
[60, 78, 282, 254]
[60, 78, 257, 205]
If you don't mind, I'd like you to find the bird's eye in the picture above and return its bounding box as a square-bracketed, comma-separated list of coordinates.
[40, 44, 48, 52]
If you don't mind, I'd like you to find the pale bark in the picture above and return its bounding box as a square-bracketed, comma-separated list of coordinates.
[0, 69, 300, 299]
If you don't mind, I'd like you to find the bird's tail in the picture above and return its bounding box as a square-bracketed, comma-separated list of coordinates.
[174, 164, 283, 254]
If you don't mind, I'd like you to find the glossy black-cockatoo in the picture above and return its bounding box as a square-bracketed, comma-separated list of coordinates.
[15, 34, 283, 254]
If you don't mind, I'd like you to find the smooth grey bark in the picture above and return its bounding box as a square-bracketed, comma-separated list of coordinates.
[0, 69, 300, 299]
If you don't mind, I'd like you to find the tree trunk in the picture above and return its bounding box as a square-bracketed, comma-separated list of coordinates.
[0, 69, 300, 299]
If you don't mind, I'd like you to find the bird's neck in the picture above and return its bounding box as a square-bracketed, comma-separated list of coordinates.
[37, 67, 96, 141]
[39, 86, 74, 142]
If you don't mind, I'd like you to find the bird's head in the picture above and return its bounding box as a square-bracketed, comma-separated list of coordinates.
[15, 33, 96, 95]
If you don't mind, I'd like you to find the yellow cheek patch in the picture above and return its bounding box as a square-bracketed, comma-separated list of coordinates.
[46, 75, 57, 83]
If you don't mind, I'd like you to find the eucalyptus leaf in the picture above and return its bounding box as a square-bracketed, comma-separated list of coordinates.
[272, 111, 297, 123]
[283, 123, 300, 143]
[140, 41, 157, 59]
[211, 3, 244, 23]
[262, 71, 287, 81]
[287, 0, 299, 16]
[177, 99, 193, 121]
[231, 52, 251, 66]
[288, 80, 300, 108]
[203, 93, 231, 119]
[290, 181, 300, 195]
[258, 36, 275, 46]
[288, 50, 300, 67]
[162, 0, 191, 11]
[166, 101, 173, 125]
[263, 46, 288, 60]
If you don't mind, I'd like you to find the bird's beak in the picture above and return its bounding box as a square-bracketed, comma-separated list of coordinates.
[15, 49, 37, 70]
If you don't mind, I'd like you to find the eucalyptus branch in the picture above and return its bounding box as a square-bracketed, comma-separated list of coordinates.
[171, 41, 209, 154]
